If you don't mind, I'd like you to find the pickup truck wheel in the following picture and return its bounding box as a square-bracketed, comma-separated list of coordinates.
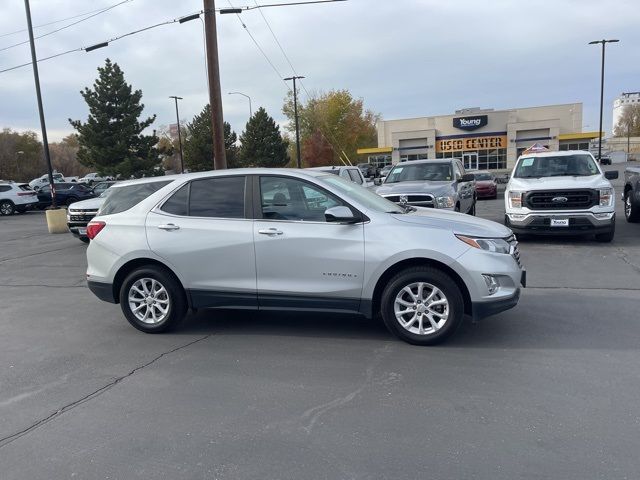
[380, 267, 464, 345]
[0, 200, 15, 216]
[625, 190, 640, 223]
[595, 220, 615, 243]
[119, 266, 187, 333]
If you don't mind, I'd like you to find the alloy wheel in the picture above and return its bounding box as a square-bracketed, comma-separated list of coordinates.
[625, 193, 632, 220]
[393, 282, 449, 335]
[128, 278, 171, 324]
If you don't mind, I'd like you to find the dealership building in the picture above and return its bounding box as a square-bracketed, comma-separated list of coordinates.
[357, 103, 600, 171]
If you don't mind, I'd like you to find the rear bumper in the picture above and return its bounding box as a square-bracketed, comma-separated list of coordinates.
[88, 281, 116, 303]
[472, 288, 521, 321]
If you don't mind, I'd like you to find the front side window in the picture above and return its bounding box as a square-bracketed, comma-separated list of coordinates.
[260, 176, 345, 222]
[514, 154, 599, 178]
[189, 176, 245, 218]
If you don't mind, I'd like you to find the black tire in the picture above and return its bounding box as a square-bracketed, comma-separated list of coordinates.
[454, 203, 460, 212]
[119, 265, 187, 333]
[380, 267, 465, 346]
[468, 199, 476, 216]
[595, 220, 615, 243]
[0, 200, 15, 216]
[624, 190, 640, 223]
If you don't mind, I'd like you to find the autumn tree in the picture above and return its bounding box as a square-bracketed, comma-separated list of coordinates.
[0, 129, 42, 182]
[614, 104, 640, 137]
[239, 107, 289, 168]
[283, 89, 378, 165]
[49, 134, 90, 177]
[183, 104, 239, 171]
[302, 130, 334, 167]
[69, 59, 161, 178]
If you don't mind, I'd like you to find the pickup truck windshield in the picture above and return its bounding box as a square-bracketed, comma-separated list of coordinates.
[385, 163, 452, 183]
[514, 154, 599, 178]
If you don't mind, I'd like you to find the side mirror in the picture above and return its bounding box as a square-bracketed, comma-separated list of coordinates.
[461, 173, 475, 182]
[604, 171, 619, 180]
[325, 206, 358, 223]
[373, 178, 383, 186]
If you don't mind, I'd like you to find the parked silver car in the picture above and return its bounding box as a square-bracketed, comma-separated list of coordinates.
[374, 159, 477, 214]
[85, 169, 525, 345]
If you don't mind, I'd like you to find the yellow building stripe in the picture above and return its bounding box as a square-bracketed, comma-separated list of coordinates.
[558, 131, 602, 141]
[357, 147, 392, 154]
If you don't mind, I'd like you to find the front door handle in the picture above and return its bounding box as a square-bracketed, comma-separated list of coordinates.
[158, 223, 180, 231]
[258, 228, 283, 236]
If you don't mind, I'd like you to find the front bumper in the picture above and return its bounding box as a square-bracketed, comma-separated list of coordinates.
[505, 211, 615, 235]
[472, 288, 521, 321]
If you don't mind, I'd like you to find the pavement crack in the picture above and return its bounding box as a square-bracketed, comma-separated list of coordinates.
[0, 284, 87, 289]
[616, 247, 640, 275]
[0, 245, 81, 264]
[0, 334, 213, 450]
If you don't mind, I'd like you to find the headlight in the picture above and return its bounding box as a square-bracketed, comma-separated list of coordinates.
[598, 187, 613, 207]
[508, 191, 523, 209]
[456, 235, 511, 254]
[436, 196, 455, 208]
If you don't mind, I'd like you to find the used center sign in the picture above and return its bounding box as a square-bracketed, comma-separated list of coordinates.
[436, 136, 507, 153]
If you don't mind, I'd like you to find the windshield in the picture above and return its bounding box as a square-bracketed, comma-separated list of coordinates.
[514, 154, 599, 178]
[385, 163, 452, 183]
[320, 175, 402, 213]
[473, 173, 493, 181]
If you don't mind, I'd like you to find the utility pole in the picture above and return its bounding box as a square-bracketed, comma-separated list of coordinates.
[169, 96, 184, 173]
[203, 0, 227, 169]
[589, 39, 619, 163]
[284, 76, 305, 168]
[24, 0, 56, 208]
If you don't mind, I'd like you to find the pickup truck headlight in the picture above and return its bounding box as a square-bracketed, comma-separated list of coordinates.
[436, 196, 455, 208]
[598, 187, 613, 207]
[508, 191, 523, 209]
[456, 235, 511, 254]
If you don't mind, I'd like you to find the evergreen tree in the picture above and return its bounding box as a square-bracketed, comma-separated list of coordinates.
[69, 59, 160, 178]
[239, 107, 289, 168]
[183, 104, 239, 171]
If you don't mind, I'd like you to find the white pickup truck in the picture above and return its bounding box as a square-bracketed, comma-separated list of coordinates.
[504, 150, 618, 242]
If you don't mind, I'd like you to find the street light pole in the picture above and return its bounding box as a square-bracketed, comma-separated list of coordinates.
[228, 92, 252, 118]
[284, 76, 305, 168]
[203, 0, 227, 170]
[23, 0, 56, 208]
[589, 39, 619, 163]
[169, 96, 184, 173]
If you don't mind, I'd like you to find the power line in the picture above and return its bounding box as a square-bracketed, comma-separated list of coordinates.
[0, 1, 133, 38]
[0, 0, 133, 53]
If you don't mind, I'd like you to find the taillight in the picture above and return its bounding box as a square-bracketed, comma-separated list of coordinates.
[86, 221, 106, 240]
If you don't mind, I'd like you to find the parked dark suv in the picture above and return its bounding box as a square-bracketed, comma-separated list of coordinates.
[37, 183, 96, 208]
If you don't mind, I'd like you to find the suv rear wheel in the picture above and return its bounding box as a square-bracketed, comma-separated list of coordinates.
[0, 200, 15, 216]
[380, 267, 464, 345]
[119, 265, 187, 333]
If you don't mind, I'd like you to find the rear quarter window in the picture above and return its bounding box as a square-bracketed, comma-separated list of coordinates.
[100, 181, 171, 216]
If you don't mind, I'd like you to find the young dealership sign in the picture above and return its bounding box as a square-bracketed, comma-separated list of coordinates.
[436, 135, 507, 153]
[453, 115, 488, 131]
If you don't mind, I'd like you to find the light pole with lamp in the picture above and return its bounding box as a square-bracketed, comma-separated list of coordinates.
[228, 92, 252, 119]
[284, 76, 305, 168]
[589, 39, 619, 163]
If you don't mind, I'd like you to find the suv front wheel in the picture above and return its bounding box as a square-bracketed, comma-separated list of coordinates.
[119, 265, 187, 333]
[380, 267, 464, 345]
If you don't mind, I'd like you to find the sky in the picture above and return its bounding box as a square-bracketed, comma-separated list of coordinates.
[0, 0, 638, 144]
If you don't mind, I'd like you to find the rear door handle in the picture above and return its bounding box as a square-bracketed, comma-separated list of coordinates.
[258, 228, 283, 236]
[158, 223, 180, 231]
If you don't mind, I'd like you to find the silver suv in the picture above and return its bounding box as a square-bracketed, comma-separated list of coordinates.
[86, 169, 525, 345]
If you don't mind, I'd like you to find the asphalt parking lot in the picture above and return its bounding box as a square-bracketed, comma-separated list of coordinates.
[1, 167, 639, 479]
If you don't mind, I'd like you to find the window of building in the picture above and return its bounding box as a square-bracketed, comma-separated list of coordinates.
[399, 153, 428, 162]
[559, 142, 590, 151]
[437, 149, 506, 170]
[367, 154, 392, 168]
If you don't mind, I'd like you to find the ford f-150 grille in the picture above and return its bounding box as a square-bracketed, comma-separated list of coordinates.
[383, 194, 435, 208]
[524, 189, 597, 210]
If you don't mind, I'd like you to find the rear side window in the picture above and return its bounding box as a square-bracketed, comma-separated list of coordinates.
[348, 169, 363, 185]
[161, 184, 189, 216]
[100, 181, 171, 216]
[0, 185, 11, 192]
[189, 176, 245, 218]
